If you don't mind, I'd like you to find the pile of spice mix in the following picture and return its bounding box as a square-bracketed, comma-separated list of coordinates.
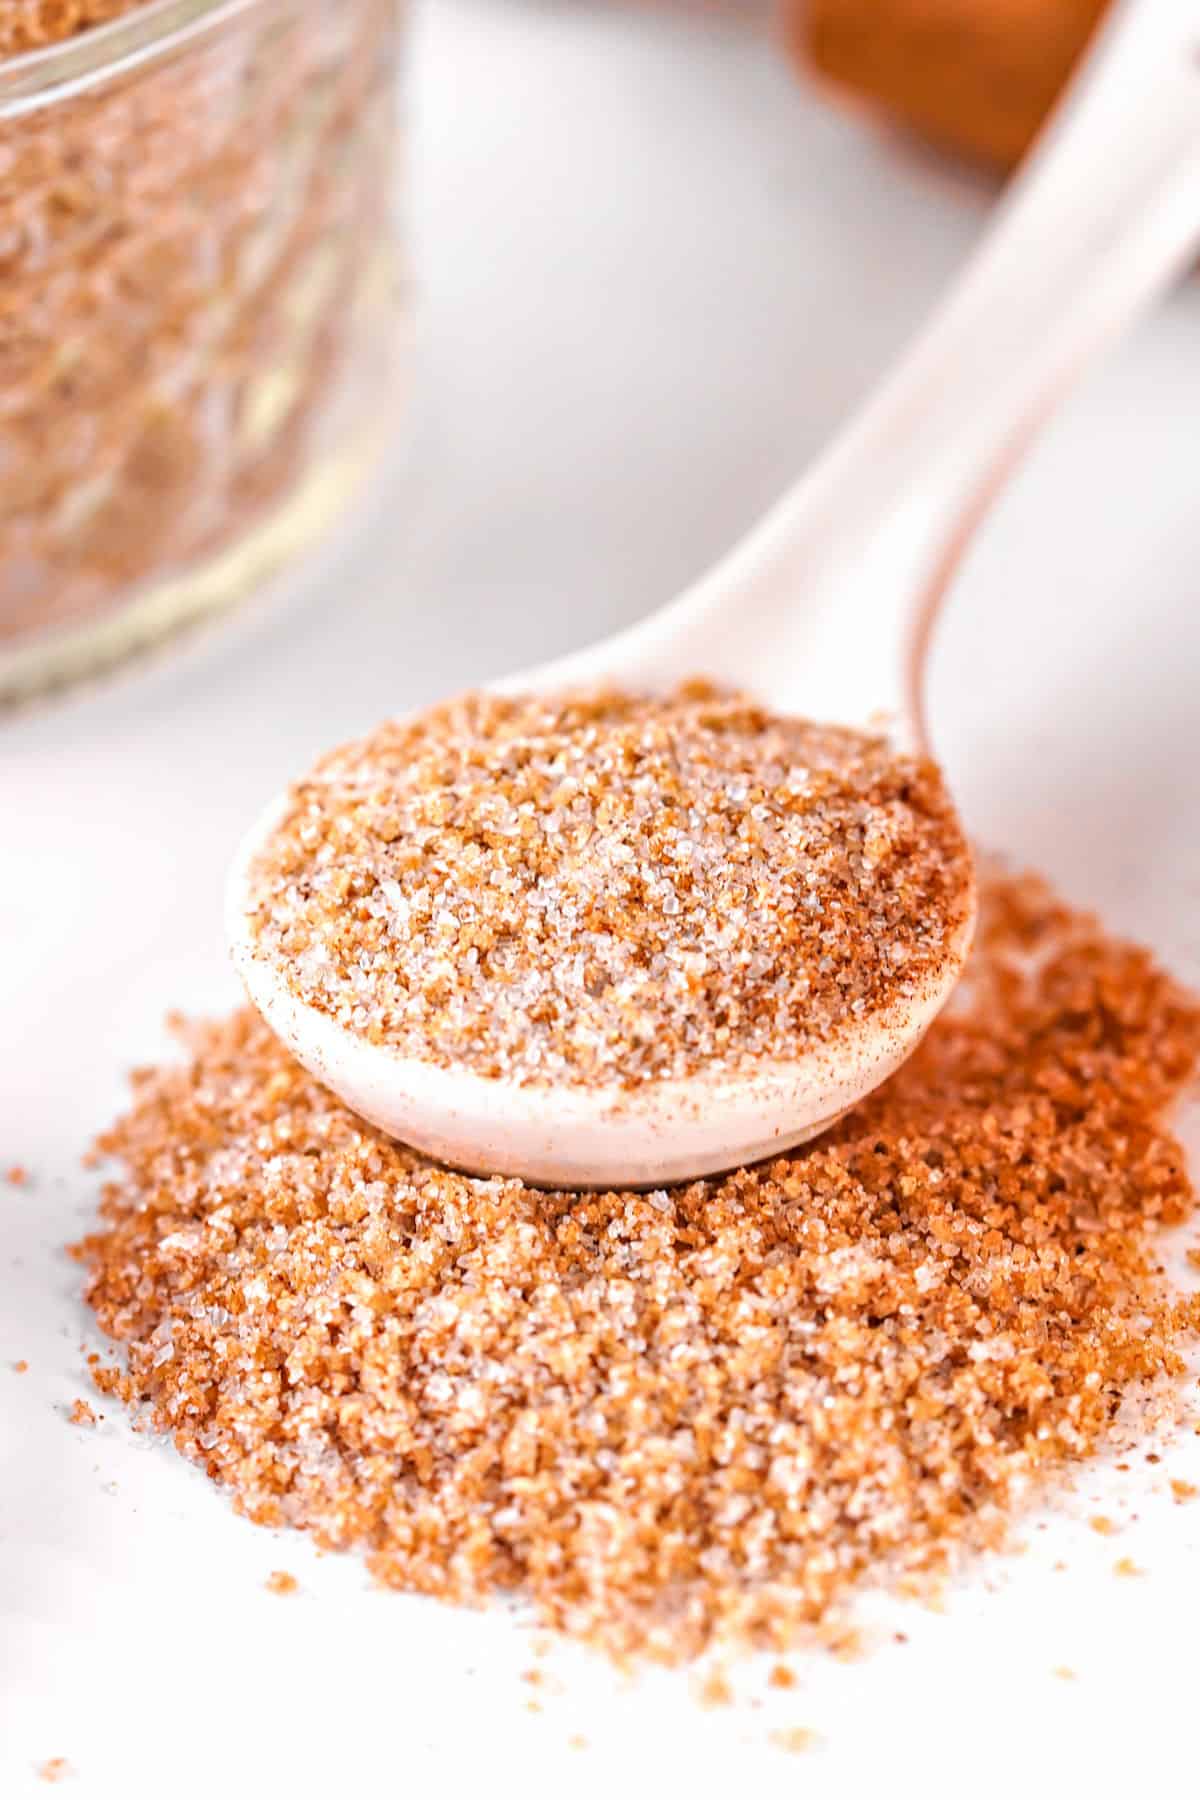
[79, 851, 1200, 1662]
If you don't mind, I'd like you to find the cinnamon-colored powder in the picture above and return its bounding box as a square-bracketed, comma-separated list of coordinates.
[77, 870, 1200, 1663]
[243, 685, 973, 1087]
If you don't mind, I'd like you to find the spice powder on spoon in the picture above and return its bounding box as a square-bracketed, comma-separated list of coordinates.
[241, 684, 974, 1086]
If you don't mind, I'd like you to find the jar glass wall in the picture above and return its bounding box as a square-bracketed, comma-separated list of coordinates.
[0, 0, 404, 702]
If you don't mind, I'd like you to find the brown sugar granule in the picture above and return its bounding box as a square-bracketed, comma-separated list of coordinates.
[1170, 1480, 1197, 1502]
[1113, 1557, 1144, 1579]
[768, 1663, 797, 1690]
[697, 1669, 734, 1709]
[243, 685, 972, 1088]
[1089, 1515, 1118, 1536]
[1053, 1665, 1077, 1681]
[78, 872, 1200, 1665]
[265, 1569, 298, 1595]
[769, 1727, 818, 1754]
[68, 1398, 97, 1428]
[37, 1760, 69, 1784]
[820, 1623, 864, 1661]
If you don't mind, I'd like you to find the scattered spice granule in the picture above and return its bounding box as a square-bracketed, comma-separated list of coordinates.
[37, 1759, 69, 1784]
[769, 1727, 818, 1754]
[1053, 1666, 1077, 1681]
[77, 872, 1200, 1665]
[768, 1663, 797, 1689]
[1089, 1516, 1118, 1536]
[5, 1164, 28, 1186]
[243, 684, 972, 1088]
[568, 1736, 588, 1752]
[697, 1669, 734, 1709]
[14, 1360, 28, 1374]
[821, 1624, 864, 1661]
[521, 1668, 544, 1687]
[1113, 1558, 1144, 1579]
[524, 1701, 543, 1716]
[68, 1398, 97, 1428]
[1170, 1479, 1197, 1502]
[265, 1570, 298, 1596]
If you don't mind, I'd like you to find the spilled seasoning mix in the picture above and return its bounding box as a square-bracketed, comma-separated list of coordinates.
[242, 685, 973, 1085]
[78, 871, 1200, 1663]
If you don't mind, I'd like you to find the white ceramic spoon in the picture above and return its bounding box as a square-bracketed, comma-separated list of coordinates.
[229, 0, 1200, 1188]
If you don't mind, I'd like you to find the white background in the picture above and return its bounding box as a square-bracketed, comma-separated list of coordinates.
[4, 1, 1200, 1793]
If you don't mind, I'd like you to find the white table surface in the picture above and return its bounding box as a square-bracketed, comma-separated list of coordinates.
[5, 2, 1200, 1793]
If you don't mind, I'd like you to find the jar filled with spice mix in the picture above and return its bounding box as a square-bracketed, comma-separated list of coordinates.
[0, 0, 404, 702]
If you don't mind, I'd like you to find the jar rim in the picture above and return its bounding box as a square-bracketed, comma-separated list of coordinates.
[0, 0, 266, 116]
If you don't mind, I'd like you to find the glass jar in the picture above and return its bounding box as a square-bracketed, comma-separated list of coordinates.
[0, 0, 403, 703]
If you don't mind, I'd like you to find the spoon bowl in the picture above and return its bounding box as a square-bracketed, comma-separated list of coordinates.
[228, 797, 975, 1187]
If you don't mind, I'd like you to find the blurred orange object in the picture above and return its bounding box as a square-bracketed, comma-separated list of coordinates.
[789, 0, 1109, 173]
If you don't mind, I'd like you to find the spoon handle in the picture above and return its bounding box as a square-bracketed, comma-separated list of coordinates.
[547, 0, 1200, 741]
